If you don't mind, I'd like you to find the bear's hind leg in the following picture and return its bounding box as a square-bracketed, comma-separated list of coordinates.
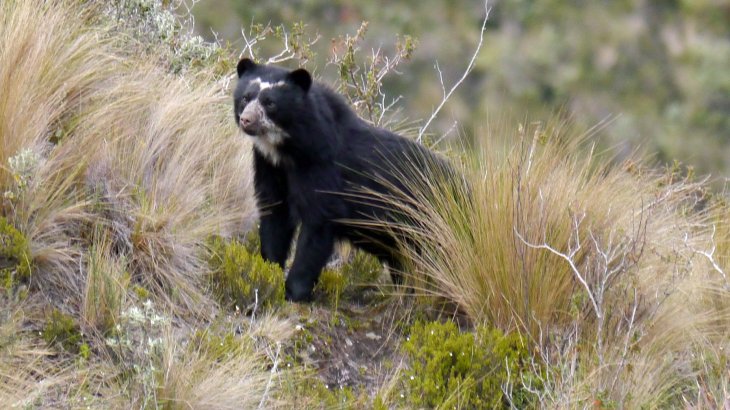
[385, 257, 404, 286]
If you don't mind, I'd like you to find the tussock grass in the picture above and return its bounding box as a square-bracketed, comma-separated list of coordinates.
[1, 0, 256, 315]
[0, 302, 68, 407]
[1, 1, 273, 406]
[149, 329, 272, 410]
[82, 66, 256, 312]
[82, 233, 130, 332]
[1, 0, 112, 302]
[387, 119, 730, 405]
[0, 0, 111, 188]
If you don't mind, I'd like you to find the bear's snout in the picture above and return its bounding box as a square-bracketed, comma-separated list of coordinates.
[240, 107, 261, 135]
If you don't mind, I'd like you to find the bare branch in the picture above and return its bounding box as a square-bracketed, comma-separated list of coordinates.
[258, 342, 281, 409]
[685, 224, 729, 288]
[266, 30, 292, 63]
[417, 0, 490, 142]
[514, 226, 601, 319]
[609, 288, 639, 394]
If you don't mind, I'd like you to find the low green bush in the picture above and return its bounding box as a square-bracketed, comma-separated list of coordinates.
[402, 320, 541, 409]
[339, 250, 384, 285]
[207, 236, 285, 312]
[316, 249, 385, 305]
[0, 216, 31, 289]
[43, 309, 82, 354]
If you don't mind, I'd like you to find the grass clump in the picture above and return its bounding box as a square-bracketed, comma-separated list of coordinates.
[208, 236, 285, 312]
[189, 329, 253, 362]
[386, 120, 730, 406]
[401, 320, 538, 409]
[154, 327, 272, 410]
[83, 236, 130, 334]
[0, 217, 31, 287]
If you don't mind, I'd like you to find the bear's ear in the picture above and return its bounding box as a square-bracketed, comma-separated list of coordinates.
[287, 68, 312, 92]
[237, 58, 257, 77]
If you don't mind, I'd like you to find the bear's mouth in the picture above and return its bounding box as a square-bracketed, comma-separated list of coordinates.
[241, 123, 264, 137]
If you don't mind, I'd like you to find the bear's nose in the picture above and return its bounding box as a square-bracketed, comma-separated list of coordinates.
[240, 115, 253, 127]
[240, 111, 261, 135]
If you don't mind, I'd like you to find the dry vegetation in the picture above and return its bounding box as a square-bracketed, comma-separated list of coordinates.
[1, 0, 728, 408]
[389, 120, 730, 406]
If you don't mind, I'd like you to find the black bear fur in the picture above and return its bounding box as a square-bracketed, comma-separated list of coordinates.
[233, 58, 455, 302]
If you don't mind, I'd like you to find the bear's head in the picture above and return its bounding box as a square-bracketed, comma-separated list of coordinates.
[233, 58, 312, 164]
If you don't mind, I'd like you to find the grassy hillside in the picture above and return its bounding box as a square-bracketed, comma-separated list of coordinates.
[1, 0, 728, 408]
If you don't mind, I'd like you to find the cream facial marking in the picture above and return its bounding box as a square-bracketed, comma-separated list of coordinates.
[250, 77, 286, 91]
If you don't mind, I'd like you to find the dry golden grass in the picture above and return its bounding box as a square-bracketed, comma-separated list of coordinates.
[0, 0, 112, 187]
[0, 301, 68, 407]
[1, 2, 269, 404]
[1, 0, 257, 315]
[80, 66, 256, 313]
[155, 337, 271, 410]
[385, 119, 730, 406]
[82, 233, 130, 332]
[0, 0, 112, 304]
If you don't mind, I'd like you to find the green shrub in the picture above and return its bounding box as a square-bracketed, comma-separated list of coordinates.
[0, 216, 31, 288]
[312, 249, 385, 307]
[43, 309, 82, 353]
[207, 236, 285, 312]
[340, 250, 384, 286]
[401, 320, 540, 409]
[316, 268, 347, 307]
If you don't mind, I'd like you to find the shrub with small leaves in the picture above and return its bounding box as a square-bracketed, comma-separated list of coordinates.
[401, 320, 540, 409]
[43, 309, 82, 353]
[4, 148, 40, 198]
[340, 250, 384, 286]
[0, 217, 31, 288]
[316, 250, 384, 305]
[104, 0, 229, 74]
[207, 236, 285, 312]
[316, 268, 347, 306]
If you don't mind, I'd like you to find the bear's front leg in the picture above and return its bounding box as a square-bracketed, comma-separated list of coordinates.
[259, 206, 296, 269]
[285, 223, 335, 302]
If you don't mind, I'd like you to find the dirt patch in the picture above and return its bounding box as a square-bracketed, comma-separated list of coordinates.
[288, 296, 407, 392]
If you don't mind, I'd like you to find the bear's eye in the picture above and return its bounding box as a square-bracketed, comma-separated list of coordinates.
[264, 100, 276, 110]
[241, 92, 256, 105]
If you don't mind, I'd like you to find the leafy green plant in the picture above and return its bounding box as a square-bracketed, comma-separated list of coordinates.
[106, 0, 230, 74]
[316, 268, 347, 308]
[43, 309, 82, 354]
[315, 249, 384, 307]
[339, 250, 384, 286]
[401, 320, 539, 409]
[207, 236, 285, 312]
[0, 217, 31, 289]
[329, 22, 416, 124]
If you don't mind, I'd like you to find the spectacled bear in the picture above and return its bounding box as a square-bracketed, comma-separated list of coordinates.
[233, 58, 456, 302]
